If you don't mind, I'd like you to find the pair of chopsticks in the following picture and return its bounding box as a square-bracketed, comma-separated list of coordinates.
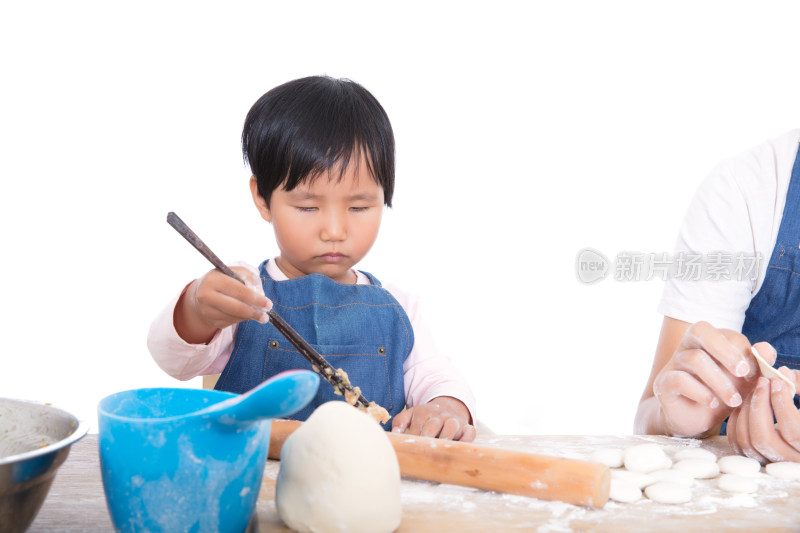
[166, 212, 371, 409]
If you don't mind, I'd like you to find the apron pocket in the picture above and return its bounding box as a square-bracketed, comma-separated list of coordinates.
[264, 341, 394, 420]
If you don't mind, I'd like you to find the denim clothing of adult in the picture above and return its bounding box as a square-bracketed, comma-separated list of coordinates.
[720, 144, 800, 434]
[214, 260, 414, 430]
[741, 143, 800, 373]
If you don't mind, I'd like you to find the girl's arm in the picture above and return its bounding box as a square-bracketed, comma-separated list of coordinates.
[147, 263, 268, 381]
[383, 283, 477, 441]
[147, 285, 239, 380]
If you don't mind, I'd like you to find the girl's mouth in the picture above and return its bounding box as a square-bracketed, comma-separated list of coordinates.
[318, 253, 346, 263]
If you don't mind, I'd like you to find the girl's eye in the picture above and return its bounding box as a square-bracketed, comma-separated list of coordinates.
[296, 206, 317, 212]
[350, 206, 369, 212]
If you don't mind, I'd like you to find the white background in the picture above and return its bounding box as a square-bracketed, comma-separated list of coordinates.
[2, 1, 799, 436]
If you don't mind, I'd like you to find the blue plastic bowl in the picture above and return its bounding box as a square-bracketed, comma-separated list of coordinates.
[97, 372, 317, 533]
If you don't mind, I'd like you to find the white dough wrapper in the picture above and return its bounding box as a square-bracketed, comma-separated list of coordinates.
[672, 459, 721, 479]
[751, 346, 796, 396]
[765, 461, 800, 481]
[644, 481, 692, 504]
[590, 448, 625, 468]
[609, 478, 642, 503]
[611, 469, 656, 489]
[624, 444, 672, 473]
[649, 468, 694, 486]
[717, 455, 761, 476]
[673, 447, 717, 463]
[717, 474, 758, 493]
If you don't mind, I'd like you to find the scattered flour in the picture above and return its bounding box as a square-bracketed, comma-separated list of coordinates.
[260, 435, 798, 532]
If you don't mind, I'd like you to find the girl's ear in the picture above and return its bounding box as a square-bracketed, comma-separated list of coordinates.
[250, 176, 272, 223]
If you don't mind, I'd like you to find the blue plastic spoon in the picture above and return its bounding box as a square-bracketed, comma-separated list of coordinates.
[196, 370, 320, 425]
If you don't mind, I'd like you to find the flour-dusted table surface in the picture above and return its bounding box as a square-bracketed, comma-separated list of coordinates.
[29, 434, 800, 532]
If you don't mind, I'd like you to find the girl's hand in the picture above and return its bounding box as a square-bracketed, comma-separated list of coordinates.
[391, 396, 476, 442]
[174, 266, 272, 344]
[727, 360, 800, 463]
[651, 322, 760, 437]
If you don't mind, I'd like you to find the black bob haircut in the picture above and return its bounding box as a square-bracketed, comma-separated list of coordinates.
[242, 76, 395, 207]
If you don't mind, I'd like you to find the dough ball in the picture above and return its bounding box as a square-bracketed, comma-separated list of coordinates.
[717, 474, 758, 493]
[276, 402, 401, 533]
[672, 459, 721, 479]
[649, 468, 694, 486]
[673, 447, 717, 463]
[765, 461, 800, 481]
[609, 478, 642, 503]
[590, 448, 625, 468]
[611, 469, 656, 489]
[624, 444, 672, 473]
[644, 481, 692, 504]
[717, 455, 761, 476]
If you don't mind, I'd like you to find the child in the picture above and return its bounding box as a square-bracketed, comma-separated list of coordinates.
[148, 76, 476, 441]
[635, 129, 800, 462]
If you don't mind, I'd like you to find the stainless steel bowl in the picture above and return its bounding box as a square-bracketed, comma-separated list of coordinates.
[0, 398, 89, 533]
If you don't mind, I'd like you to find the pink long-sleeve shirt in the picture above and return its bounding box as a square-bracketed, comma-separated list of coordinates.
[147, 259, 476, 422]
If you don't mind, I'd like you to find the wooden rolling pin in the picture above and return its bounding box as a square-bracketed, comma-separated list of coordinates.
[268, 419, 610, 508]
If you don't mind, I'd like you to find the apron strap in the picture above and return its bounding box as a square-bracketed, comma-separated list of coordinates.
[776, 143, 800, 247]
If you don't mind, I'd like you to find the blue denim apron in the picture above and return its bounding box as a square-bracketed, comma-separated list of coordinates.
[741, 143, 800, 373]
[720, 144, 800, 434]
[214, 260, 413, 430]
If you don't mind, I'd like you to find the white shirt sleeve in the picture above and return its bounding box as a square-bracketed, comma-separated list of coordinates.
[146, 262, 263, 380]
[657, 162, 757, 330]
[658, 130, 799, 331]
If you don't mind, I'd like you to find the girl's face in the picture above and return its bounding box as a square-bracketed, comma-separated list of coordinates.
[250, 156, 384, 284]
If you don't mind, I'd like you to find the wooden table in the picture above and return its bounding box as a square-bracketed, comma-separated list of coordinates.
[29, 434, 800, 532]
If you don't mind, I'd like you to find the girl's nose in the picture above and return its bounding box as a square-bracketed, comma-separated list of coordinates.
[320, 211, 346, 242]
